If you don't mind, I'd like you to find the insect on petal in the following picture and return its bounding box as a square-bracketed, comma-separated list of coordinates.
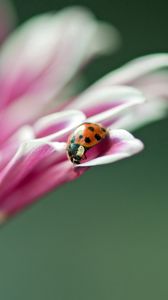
[76, 129, 144, 167]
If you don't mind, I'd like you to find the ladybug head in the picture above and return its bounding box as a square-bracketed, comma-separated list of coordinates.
[67, 143, 85, 164]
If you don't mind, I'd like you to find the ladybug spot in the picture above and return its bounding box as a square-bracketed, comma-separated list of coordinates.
[95, 134, 101, 141]
[85, 137, 91, 143]
[101, 127, 106, 132]
[88, 126, 94, 132]
[79, 135, 83, 139]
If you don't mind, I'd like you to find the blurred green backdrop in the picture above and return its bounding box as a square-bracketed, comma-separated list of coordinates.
[0, 0, 168, 299]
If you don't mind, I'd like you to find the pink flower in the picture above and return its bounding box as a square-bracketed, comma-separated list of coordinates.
[0, 4, 167, 222]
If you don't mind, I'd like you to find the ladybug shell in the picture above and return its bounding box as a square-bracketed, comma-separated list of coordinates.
[68, 122, 108, 149]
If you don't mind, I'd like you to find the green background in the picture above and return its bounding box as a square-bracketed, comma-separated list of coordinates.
[0, 0, 168, 299]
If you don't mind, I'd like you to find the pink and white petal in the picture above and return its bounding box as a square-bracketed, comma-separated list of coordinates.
[96, 53, 168, 86]
[77, 129, 143, 167]
[0, 6, 119, 109]
[0, 0, 16, 44]
[66, 85, 145, 118]
[66, 86, 145, 127]
[0, 91, 61, 143]
[132, 71, 168, 100]
[78, 54, 168, 130]
[82, 20, 120, 60]
[87, 87, 145, 126]
[34, 110, 86, 141]
[0, 139, 66, 199]
[0, 95, 86, 143]
[0, 125, 34, 170]
[0, 160, 86, 219]
[109, 72, 168, 131]
[0, 109, 84, 171]
[110, 99, 168, 131]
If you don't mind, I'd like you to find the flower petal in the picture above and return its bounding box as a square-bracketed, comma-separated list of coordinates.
[0, 129, 143, 218]
[110, 100, 168, 131]
[66, 86, 145, 126]
[34, 110, 86, 141]
[97, 53, 168, 85]
[108, 72, 168, 131]
[0, 139, 66, 199]
[0, 110, 85, 169]
[77, 129, 144, 167]
[0, 125, 34, 170]
[134, 71, 168, 100]
[0, 6, 119, 109]
[0, 160, 86, 218]
[0, 0, 16, 44]
[87, 88, 145, 126]
[81, 54, 168, 130]
[0, 98, 86, 143]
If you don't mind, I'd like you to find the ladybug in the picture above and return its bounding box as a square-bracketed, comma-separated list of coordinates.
[67, 122, 109, 164]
